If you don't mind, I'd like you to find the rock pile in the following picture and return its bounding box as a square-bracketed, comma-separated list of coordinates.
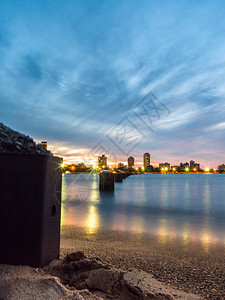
[0, 123, 52, 155]
[46, 251, 202, 300]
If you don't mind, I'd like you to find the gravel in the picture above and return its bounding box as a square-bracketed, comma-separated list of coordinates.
[0, 123, 52, 155]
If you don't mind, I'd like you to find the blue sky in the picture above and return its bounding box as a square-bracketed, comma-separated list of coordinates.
[0, 0, 225, 167]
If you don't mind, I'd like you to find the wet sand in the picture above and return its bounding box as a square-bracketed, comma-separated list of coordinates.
[61, 226, 225, 299]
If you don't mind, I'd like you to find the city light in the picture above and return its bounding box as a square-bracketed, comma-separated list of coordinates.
[165, 167, 168, 171]
[60, 163, 65, 168]
[185, 167, 189, 172]
[93, 165, 98, 169]
[161, 167, 164, 171]
[172, 167, 176, 171]
[193, 168, 197, 172]
[205, 168, 209, 172]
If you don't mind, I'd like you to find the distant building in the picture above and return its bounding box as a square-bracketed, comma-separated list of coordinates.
[40, 141, 47, 150]
[218, 164, 225, 172]
[180, 162, 189, 170]
[68, 164, 76, 172]
[98, 155, 107, 168]
[143, 153, 150, 168]
[118, 162, 124, 168]
[159, 162, 170, 171]
[128, 156, 134, 168]
[171, 165, 178, 172]
[78, 163, 85, 168]
[190, 160, 200, 171]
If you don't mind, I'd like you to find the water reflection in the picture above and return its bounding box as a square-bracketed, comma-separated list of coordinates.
[86, 205, 99, 234]
[61, 174, 225, 250]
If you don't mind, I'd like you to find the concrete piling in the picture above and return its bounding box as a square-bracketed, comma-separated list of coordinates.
[99, 171, 114, 191]
[115, 173, 123, 182]
[0, 153, 63, 267]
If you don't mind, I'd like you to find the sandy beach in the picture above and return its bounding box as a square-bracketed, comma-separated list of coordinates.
[61, 226, 225, 299]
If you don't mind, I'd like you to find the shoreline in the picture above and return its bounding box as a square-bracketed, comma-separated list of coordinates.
[61, 225, 225, 299]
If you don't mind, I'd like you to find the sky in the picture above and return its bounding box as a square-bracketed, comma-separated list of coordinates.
[0, 0, 225, 168]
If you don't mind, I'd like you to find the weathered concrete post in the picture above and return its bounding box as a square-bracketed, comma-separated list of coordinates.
[99, 171, 114, 191]
[121, 173, 126, 180]
[0, 153, 63, 267]
[114, 173, 123, 182]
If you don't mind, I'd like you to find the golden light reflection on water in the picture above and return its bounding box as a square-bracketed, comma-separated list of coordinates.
[85, 205, 99, 234]
[182, 222, 189, 247]
[201, 232, 210, 252]
[111, 213, 145, 234]
[157, 219, 169, 244]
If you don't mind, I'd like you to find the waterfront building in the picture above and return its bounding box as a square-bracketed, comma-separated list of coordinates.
[118, 162, 124, 168]
[171, 165, 178, 172]
[40, 141, 47, 150]
[68, 164, 76, 172]
[143, 153, 150, 168]
[78, 163, 85, 168]
[159, 162, 170, 171]
[98, 155, 107, 168]
[218, 164, 225, 172]
[190, 160, 200, 171]
[128, 156, 134, 168]
[118, 162, 126, 170]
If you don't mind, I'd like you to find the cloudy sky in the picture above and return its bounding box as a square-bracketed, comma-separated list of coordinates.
[0, 0, 225, 167]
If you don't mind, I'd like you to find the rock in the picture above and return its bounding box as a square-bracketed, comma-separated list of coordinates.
[66, 251, 87, 262]
[85, 269, 121, 294]
[124, 270, 201, 299]
[0, 266, 100, 300]
[0, 123, 52, 155]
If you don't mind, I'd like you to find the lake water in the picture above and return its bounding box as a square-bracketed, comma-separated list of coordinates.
[61, 174, 225, 248]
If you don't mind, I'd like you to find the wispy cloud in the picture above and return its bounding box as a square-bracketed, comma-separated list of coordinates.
[0, 0, 225, 167]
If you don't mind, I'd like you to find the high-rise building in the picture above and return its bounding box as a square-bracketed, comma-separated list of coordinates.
[40, 141, 47, 150]
[143, 153, 150, 168]
[128, 156, 134, 168]
[98, 155, 107, 168]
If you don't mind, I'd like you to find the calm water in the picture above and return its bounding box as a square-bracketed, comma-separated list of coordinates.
[61, 174, 225, 248]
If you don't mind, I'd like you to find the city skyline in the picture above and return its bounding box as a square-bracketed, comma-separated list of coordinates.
[62, 152, 225, 171]
[1, 1, 225, 168]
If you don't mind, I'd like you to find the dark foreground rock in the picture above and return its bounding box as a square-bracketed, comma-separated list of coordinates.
[45, 252, 202, 300]
[0, 122, 52, 155]
[0, 252, 202, 300]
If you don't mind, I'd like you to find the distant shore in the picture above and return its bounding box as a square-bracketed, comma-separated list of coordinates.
[61, 225, 225, 299]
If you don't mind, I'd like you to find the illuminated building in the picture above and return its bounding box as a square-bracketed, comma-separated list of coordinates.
[171, 166, 178, 172]
[98, 155, 107, 168]
[128, 156, 134, 168]
[159, 162, 170, 171]
[78, 163, 85, 168]
[180, 162, 189, 171]
[190, 160, 200, 171]
[40, 141, 47, 150]
[118, 162, 124, 168]
[218, 164, 225, 173]
[69, 164, 76, 172]
[143, 153, 150, 168]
